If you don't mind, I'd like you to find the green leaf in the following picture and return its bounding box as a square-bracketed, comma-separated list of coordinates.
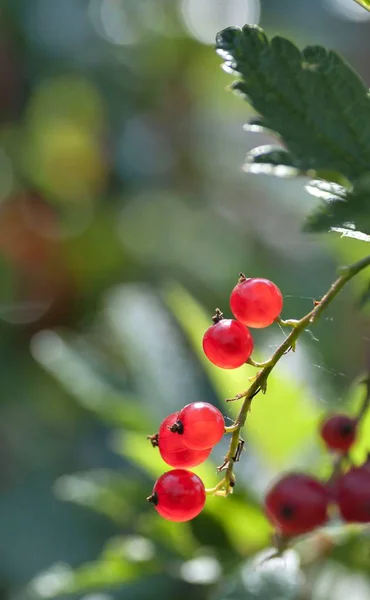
[243, 145, 300, 177]
[304, 176, 370, 240]
[354, 0, 370, 10]
[31, 329, 153, 429]
[53, 470, 145, 525]
[216, 25, 370, 181]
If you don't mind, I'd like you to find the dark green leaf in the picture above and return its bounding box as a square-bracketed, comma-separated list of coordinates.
[304, 176, 370, 240]
[216, 25, 370, 180]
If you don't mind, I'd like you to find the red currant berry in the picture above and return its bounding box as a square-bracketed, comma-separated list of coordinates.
[147, 469, 206, 522]
[158, 412, 212, 467]
[230, 276, 283, 328]
[265, 473, 329, 535]
[171, 402, 225, 450]
[202, 309, 254, 369]
[320, 414, 357, 453]
[336, 467, 370, 523]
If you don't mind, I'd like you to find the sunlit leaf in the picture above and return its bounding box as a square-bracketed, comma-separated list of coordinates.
[112, 429, 217, 484]
[345, 379, 370, 465]
[31, 330, 151, 430]
[354, 0, 370, 11]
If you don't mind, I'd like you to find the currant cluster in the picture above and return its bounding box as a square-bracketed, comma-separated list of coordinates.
[265, 412, 370, 536]
[147, 401, 225, 521]
[147, 276, 283, 522]
[203, 276, 283, 369]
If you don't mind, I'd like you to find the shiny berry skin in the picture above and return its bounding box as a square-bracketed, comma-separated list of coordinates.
[320, 414, 357, 453]
[336, 467, 370, 523]
[172, 402, 225, 450]
[203, 316, 254, 369]
[158, 412, 212, 467]
[148, 469, 206, 522]
[230, 277, 283, 328]
[265, 473, 329, 535]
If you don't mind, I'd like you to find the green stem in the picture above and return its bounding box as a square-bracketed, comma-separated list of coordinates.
[218, 254, 370, 491]
[247, 357, 274, 369]
[224, 424, 239, 434]
[276, 317, 300, 328]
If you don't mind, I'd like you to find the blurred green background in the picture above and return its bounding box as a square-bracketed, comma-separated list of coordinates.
[2, 1, 370, 599]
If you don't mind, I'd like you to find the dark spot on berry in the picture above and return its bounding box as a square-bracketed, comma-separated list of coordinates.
[340, 423, 354, 437]
[280, 504, 295, 520]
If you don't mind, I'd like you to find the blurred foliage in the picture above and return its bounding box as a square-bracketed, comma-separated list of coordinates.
[1, 1, 370, 600]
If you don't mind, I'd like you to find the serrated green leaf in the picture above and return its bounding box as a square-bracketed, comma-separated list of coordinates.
[305, 179, 348, 202]
[216, 25, 370, 180]
[304, 176, 370, 240]
[244, 145, 300, 177]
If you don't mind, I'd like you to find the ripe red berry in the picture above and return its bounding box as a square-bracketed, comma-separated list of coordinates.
[336, 467, 370, 523]
[171, 402, 225, 450]
[158, 412, 212, 467]
[202, 310, 254, 369]
[148, 469, 206, 522]
[320, 414, 357, 453]
[230, 276, 283, 328]
[265, 473, 329, 535]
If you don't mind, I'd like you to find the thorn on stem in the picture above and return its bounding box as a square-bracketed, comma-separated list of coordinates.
[232, 438, 245, 462]
[217, 458, 229, 472]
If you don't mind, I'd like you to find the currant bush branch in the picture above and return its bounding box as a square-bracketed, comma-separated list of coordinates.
[214, 254, 370, 494]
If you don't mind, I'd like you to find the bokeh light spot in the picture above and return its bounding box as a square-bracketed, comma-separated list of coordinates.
[181, 0, 260, 45]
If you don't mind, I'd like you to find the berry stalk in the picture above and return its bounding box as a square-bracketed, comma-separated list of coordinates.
[217, 253, 370, 492]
